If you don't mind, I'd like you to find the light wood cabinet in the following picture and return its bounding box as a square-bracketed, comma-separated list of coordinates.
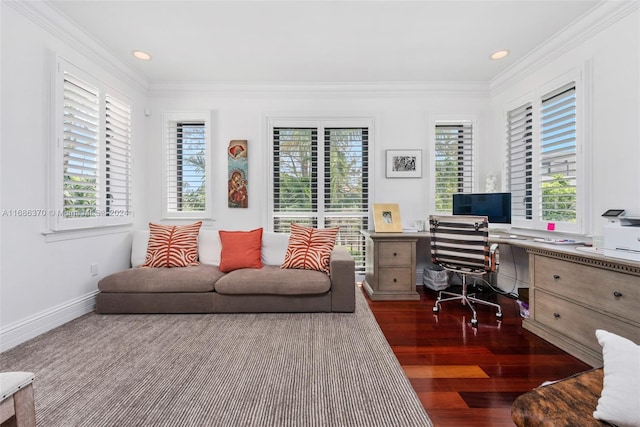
[524, 247, 640, 367]
[361, 231, 420, 301]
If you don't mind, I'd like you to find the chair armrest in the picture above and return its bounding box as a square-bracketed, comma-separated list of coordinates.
[490, 243, 499, 272]
[329, 246, 356, 312]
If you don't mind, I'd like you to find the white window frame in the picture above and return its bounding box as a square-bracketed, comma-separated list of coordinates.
[162, 112, 212, 220]
[505, 67, 586, 234]
[428, 114, 479, 213]
[265, 116, 373, 271]
[50, 55, 133, 231]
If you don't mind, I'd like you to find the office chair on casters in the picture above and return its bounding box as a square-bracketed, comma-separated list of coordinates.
[429, 215, 502, 326]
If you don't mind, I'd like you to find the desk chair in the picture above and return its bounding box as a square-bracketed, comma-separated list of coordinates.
[429, 215, 502, 326]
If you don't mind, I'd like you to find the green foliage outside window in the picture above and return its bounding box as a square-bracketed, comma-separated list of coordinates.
[541, 174, 576, 222]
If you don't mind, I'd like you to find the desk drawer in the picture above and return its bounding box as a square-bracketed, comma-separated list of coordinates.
[378, 242, 413, 266]
[534, 256, 639, 322]
[534, 290, 640, 353]
[378, 267, 413, 291]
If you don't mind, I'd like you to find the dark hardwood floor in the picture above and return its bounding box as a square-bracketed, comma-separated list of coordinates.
[362, 284, 591, 427]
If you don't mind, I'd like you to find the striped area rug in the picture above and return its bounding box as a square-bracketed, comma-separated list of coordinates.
[0, 289, 432, 426]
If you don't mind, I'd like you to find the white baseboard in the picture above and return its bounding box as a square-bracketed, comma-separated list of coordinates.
[0, 291, 98, 352]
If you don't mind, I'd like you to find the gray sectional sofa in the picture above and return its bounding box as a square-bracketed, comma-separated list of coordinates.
[95, 230, 356, 314]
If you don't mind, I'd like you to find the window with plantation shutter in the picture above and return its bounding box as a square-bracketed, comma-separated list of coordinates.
[540, 83, 577, 223]
[270, 119, 371, 272]
[51, 56, 133, 231]
[504, 75, 582, 233]
[163, 113, 210, 218]
[324, 128, 369, 270]
[434, 122, 473, 212]
[506, 103, 533, 222]
[62, 71, 100, 219]
[273, 128, 318, 223]
[105, 94, 132, 217]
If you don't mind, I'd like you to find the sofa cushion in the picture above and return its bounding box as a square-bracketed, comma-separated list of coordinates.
[99, 265, 224, 293]
[214, 265, 331, 295]
[281, 223, 338, 274]
[131, 229, 289, 267]
[261, 232, 290, 266]
[198, 230, 222, 266]
[142, 222, 202, 268]
[219, 228, 263, 273]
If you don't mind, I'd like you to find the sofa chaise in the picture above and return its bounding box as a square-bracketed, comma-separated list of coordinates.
[96, 228, 356, 314]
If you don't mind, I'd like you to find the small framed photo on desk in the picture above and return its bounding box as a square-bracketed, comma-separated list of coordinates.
[373, 203, 403, 232]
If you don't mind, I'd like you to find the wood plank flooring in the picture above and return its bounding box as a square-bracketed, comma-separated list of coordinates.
[362, 284, 592, 427]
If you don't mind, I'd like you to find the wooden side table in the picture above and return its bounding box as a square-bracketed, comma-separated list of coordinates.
[361, 230, 421, 300]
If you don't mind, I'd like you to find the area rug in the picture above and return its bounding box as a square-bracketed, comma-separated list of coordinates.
[0, 289, 432, 426]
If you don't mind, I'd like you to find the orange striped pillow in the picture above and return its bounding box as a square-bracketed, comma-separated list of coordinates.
[281, 223, 339, 274]
[142, 222, 202, 268]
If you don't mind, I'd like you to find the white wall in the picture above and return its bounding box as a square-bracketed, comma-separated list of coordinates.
[146, 90, 491, 230]
[0, 3, 148, 350]
[489, 5, 640, 238]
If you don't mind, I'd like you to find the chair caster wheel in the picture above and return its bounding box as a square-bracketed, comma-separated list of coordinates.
[432, 306, 439, 313]
[471, 318, 478, 326]
[496, 312, 503, 319]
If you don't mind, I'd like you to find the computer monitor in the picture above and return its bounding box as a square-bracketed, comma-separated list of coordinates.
[452, 192, 512, 224]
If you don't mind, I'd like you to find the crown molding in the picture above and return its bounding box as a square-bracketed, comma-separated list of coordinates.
[490, 0, 639, 96]
[148, 81, 491, 98]
[6, 0, 149, 93]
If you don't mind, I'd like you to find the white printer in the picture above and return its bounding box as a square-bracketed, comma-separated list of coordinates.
[602, 209, 640, 262]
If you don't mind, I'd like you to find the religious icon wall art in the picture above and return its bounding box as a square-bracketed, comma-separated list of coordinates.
[228, 140, 248, 208]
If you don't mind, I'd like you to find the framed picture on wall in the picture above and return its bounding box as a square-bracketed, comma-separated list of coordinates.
[386, 149, 422, 178]
[373, 203, 403, 232]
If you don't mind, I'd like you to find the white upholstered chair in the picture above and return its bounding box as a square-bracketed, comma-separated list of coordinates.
[0, 372, 35, 427]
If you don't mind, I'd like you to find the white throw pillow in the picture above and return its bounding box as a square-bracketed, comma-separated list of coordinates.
[593, 329, 640, 427]
[198, 230, 222, 266]
[130, 230, 150, 267]
[261, 232, 290, 266]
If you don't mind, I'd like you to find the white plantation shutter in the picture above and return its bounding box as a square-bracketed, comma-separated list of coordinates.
[434, 123, 473, 212]
[540, 83, 577, 223]
[324, 128, 369, 270]
[504, 76, 581, 233]
[270, 121, 371, 272]
[324, 128, 368, 213]
[163, 112, 210, 218]
[272, 127, 318, 227]
[62, 71, 100, 219]
[105, 94, 132, 217]
[53, 56, 134, 231]
[506, 103, 533, 222]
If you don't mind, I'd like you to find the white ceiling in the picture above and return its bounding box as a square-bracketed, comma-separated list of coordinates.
[48, 0, 601, 84]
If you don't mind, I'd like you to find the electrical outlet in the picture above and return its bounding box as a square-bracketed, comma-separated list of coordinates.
[91, 263, 99, 276]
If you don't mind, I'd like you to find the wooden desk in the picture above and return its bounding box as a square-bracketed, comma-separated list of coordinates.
[490, 234, 640, 367]
[360, 231, 427, 301]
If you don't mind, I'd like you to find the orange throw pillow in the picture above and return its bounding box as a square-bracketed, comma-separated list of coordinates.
[142, 221, 202, 268]
[219, 228, 263, 273]
[281, 223, 339, 274]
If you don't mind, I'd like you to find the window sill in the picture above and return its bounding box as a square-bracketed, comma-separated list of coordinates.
[42, 224, 133, 243]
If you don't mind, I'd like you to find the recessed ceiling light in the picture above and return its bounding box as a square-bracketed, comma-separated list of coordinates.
[490, 50, 509, 60]
[132, 50, 152, 61]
